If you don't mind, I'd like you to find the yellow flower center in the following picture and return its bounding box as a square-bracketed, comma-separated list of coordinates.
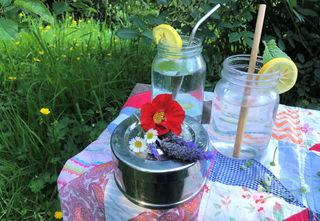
[147, 132, 154, 139]
[153, 110, 165, 124]
[134, 141, 142, 148]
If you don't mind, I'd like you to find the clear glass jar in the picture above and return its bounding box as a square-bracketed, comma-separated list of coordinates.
[151, 36, 206, 123]
[208, 55, 280, 160]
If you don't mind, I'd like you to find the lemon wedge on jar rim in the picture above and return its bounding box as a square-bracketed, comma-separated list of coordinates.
[153, 24, 182, 47]
[257, 57, 298, 94]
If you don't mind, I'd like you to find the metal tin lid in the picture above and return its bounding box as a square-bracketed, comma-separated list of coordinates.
[111, 114, 209, 174]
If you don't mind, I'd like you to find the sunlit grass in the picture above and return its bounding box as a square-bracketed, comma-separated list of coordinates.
[0, 14, 153, 220]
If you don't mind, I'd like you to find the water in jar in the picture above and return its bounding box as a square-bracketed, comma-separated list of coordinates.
[208, 91, 279, 160]
[151, 58, 205, 122]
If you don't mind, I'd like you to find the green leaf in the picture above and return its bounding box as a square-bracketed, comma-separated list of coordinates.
[4, 4, 19, 20]
[158, 60, 189, 73]
[273, 210, 285, 221]
[80, 0, 93, 5]
[298, 88, 305, 96]
[220, 21, 233, 29]
[302, 100, 309, 106]
[180, 0, 191, 5]
[233, 21, 242, 27]
[302, 9, 318, 17]
[278, 39, 285, 51]
[274, 26, 281, 38]
[229, 32, 241, 43]
[202, 29, 216, 39]
[181, 25, 191, 35]
[146, 13, 157, 25]
[18, 21, 29, 29]
[295, 100, 306, 108]
[317, 172, 320, 177]
[202, 51, 210, 62]
[244, 37, 253, 48]
[297, 53, 305, 63]
[0, 18, 18, 40]
[243, 11, 253, 21]
[29, 179, 45, 193]
[70, 2, 97, 12]
[14, 0, 54, 24]
[116, 28, 138, 39]
[141, 30, 153, 40]
[156, 0, 168, 5]
[230, 217, 236, 221]
[211, 11, 220, 19]
[246, 161, 253, 167]
[304, 61, 313, 68]
[191, 8, 200, 19]
[0, 0, 11, 7]
[209, 0, 229, 3]
[131, 17, 146, 31]
[289, 0, 297, 7]
[315, 69, 320, 78]
[215, 211, 222, 216]
[52, 2, 70, 15]
[141, 35, 152, 47]
[262, 40, 291, 65]
[213, 203, 220, 209]
[240, 31, 254, 38]
[288, 38, 295, 48]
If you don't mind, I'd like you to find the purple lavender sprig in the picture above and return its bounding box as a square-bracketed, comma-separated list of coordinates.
[147, 143, 160, 161]
[159, 132, 215, 162]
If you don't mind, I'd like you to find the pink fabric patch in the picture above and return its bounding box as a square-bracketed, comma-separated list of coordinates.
[122, 91, 151, 109]
[283, 208, 309, 221]
[309, 143, 320, 152]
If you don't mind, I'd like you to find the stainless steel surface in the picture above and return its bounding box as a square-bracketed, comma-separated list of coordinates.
[111, 115, 209, 210]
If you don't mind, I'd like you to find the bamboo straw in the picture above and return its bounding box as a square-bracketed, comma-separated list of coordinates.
[233, 4, 266, 158]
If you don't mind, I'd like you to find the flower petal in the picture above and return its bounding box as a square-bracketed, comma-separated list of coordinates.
[140, 102, 157, 131]
[152, 94, 173, 110]
[161, 120, 182, 135]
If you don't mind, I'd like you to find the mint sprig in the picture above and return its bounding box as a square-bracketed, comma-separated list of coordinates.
[262, 40, 291, 65]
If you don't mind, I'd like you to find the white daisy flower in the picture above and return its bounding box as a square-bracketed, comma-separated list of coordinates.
[129, 137, 147, 153]
[144, 129, 159, 144]
[264, 173, 272, 186]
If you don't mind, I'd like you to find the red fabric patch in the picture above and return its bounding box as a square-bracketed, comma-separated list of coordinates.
[284, 208, 309, 221]
[122, 91, 151, 109]
[309, 143, 320, 152]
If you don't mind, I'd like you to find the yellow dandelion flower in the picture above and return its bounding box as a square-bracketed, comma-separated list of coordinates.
[77, 57, 80, 60]
[86, 45, 88, 47]
[96, 110, 100, 113]
[20, 13, 23, 16]
[21, 63, 24, 65]
[40, 108, 50, 115]
[63, 31, 66, 33]
[88, 20, 91, 23]
[79, 20, 82, 22]
[57, 58, 59, 60]
[62, 55, 66, 57]
[114, 39, 118, 42]
[105, 30, 108, 33]
[34, 58, 40, 62]
[98, 34, 100, 37]
[69, 16, 72, 19]
[88, 53, 90, 55]
[53, 34, 57, 37]
[210, 39, 216, 43]
[139, 37, 141, 40]
[8, 77, 16, 80]
[73, 21, 77, 25]
[92, 47, 95, 49]
[39, 27, 43, 29]
[76, 44, 79, 46]
[108, 53, 111, 56]
[46, 26, 50, 29]
[70, 48, 73, 51]
[39, 51, 44, 55]
[80, 53, 83, 55]
[16, 42, 19, 45]
[73, 25, 75, 27]
[93, 29, 96, 31]
[77, 41, 80, 43]
[42, 30, 45, 33]
[73, 38, 76, 41]
[107, 41, 109, 43]
[69, 26, 72, 28]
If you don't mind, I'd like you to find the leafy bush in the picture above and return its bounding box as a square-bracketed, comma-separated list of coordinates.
[116, 0, 320, 110]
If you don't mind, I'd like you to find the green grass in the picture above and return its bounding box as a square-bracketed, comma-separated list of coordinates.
[0, 14, 153, 220]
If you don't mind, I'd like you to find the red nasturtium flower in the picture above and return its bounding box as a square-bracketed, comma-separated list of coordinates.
[140, 94, 185, 136]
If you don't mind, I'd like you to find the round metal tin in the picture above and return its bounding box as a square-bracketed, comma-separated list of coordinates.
[111, 114, 209, 210]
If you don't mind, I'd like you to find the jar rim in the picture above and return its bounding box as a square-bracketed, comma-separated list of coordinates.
[222, 54, 280, 89]
[158, 35, 202, 49]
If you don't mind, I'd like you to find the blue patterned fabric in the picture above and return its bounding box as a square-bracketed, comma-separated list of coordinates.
[208, 151, 306, 208]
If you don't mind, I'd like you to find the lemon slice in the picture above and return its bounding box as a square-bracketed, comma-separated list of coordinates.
[257, 57, 298, 94]
[153, 24, 182, 47]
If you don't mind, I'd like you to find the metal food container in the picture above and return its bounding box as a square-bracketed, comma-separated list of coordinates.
[111, 114, 209, 210]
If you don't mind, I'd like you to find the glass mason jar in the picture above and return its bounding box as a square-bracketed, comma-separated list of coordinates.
[208, 55, 280, 160]
[151, 36, 206, 123]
